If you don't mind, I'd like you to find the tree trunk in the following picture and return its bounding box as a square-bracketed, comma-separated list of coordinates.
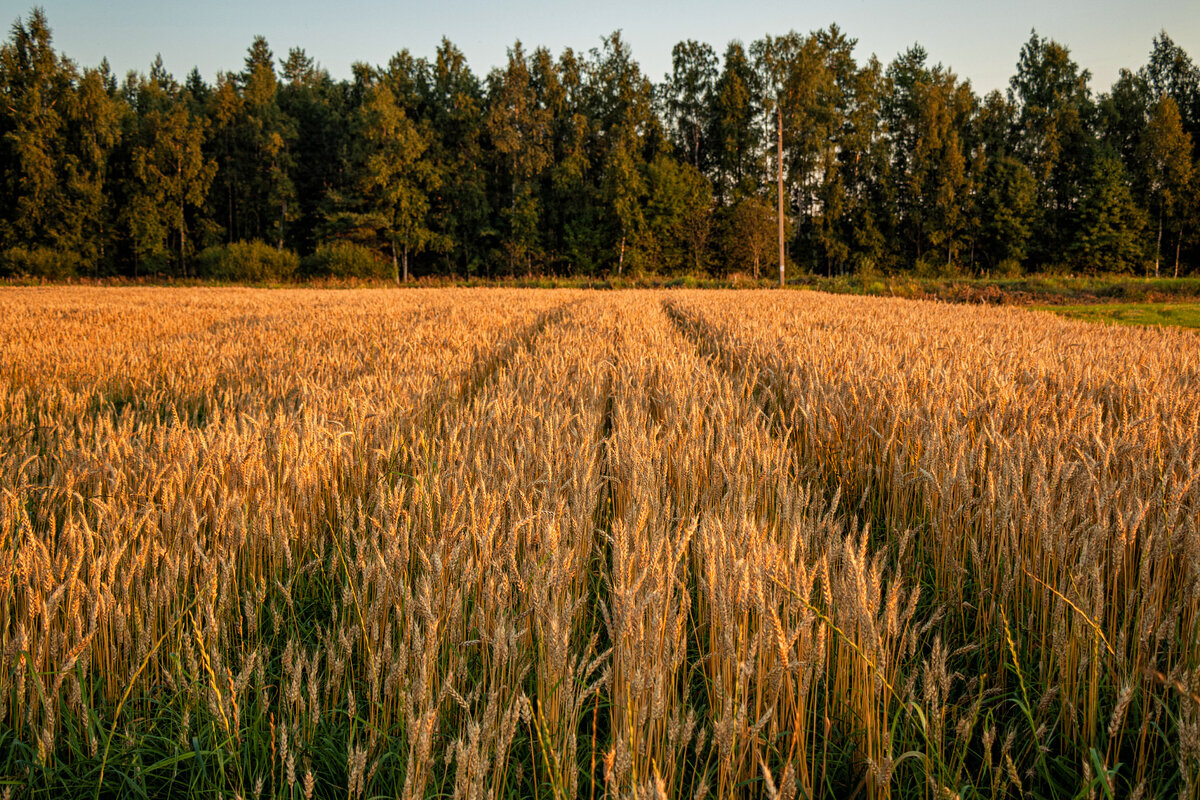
[179, 199, 186, 279]
[227, 165, 233, 243]
[1156, 208, 1163, 278]
[178, 151, 187, 278]
[391, 241, 399, 286]
[777, 104, 784, 289]
[1176, 228, 1183, 278]
[403, 245, 409, 283]
[618, 233, 626, 275]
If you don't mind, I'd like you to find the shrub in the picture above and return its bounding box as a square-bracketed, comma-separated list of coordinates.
[914, 256, 962, 279]
[994, 258, 1024, 278]
[0, 246, 82, 279]
[301, 242, 388, 279]
[196, 241, 299, 282]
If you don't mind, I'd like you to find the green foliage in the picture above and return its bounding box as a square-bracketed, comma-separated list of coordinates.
[0, 9, 122, 272]
[601, 129, 647, 273]
[640, 155, 714, 273]
[720, 195, 777, 278]
[1142, 31, 1200, 142]
[118, 64, 217, 275]
[1010, 31, 1097, 264]
[664, 39, 718, 170]
[2, 9, 1200, 280]
[1072, 153, 1148, 273]
[301, 241, 387, 278]
[195, 240, 299, 281]
[1138, 96, 1194, 273]
[0, 245, 82, 278]
[337, 78, 439, 282]
[486, 43, 551, 273]
[708, 42, 762, 203]
[976, 155, 1038, 269]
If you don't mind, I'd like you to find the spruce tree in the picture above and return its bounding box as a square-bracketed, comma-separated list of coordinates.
[1073, 151, 1147, 273]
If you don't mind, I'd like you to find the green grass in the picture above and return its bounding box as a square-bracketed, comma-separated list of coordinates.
[1033, 302, 1200, 329]
[793, 273, 1200, 305]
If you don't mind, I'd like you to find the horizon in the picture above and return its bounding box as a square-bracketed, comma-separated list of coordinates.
[21, 0, 1200, 95]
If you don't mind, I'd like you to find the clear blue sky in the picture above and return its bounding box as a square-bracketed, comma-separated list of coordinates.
[17, 0, 1200, 94]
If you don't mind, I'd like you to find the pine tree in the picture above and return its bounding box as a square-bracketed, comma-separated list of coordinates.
[750, 32, 803, 285]
[279, 48, 348, 258]
[911, 68, 972, 269]
[1143, 31, 1200, 149]
[836, 56, 889, 272]
[641, 155, 713, 273]
[545, 47, 601, 275]
[1073, 151, 1147, 274]
[206, 73, 244, 244]
[883, 47, 972, 268]
[975, 154, 1037, 270]
[1098, 69, 1151, 172]
[425, 38, 488, 276]
[602, 128, 645, 274]
[0, 9, 122, 273]
[66, 62, 125, 270]
[240, 37, 296, 247]
[882, 44, 930, 262]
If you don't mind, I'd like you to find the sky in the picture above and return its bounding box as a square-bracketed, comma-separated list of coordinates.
[16, 0, 1200, 95]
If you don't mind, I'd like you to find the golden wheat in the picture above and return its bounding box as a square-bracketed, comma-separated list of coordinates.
[1, 287, 1195, 799]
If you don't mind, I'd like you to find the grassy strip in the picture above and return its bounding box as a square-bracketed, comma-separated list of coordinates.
[792, 274, 1200, 305]
[1032, 302, 1200, 329]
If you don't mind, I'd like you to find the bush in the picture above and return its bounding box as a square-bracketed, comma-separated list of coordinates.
[0, 246, 82, 279]
[301, 242, 388, 279]
[196, 241, 299, 282]
[914, 256, 962, 279]
[994, 258, 1024, 279]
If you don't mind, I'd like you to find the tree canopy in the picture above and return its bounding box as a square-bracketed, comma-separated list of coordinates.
[2, 10, 1198, 279]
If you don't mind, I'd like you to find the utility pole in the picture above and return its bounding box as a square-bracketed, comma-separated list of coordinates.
[777, 103, 785, 289]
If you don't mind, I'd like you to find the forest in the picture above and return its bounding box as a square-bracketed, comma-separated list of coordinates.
[0, 8, 1197, 282]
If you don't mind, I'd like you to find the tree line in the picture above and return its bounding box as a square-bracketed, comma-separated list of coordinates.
[1, 8, 1198, 282]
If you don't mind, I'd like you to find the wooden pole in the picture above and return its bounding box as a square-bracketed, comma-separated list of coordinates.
[777, 103, 785, 289]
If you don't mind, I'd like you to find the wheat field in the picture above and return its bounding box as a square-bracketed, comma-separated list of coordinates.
[1, 288, 1197, 799]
